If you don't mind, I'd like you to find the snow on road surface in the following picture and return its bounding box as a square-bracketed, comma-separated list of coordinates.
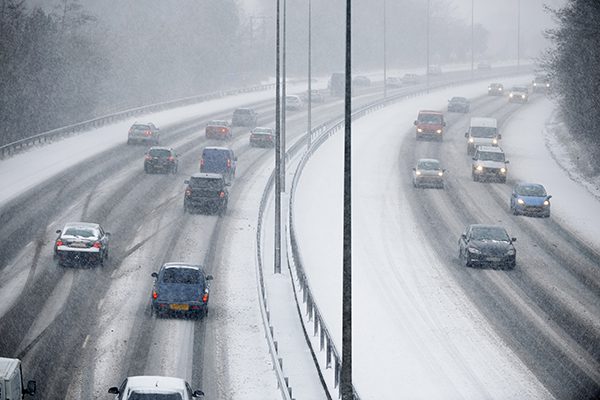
[293, 78, 556, 398]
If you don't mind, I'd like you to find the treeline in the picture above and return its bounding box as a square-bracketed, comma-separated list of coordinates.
[543, 0, 600, 169]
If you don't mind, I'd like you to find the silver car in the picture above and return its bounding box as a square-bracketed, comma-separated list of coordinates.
[413, 158, 446, 189]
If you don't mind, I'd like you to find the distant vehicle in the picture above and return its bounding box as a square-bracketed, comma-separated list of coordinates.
[488, 83, 504, 96]
[510, 183, 551, 217]
[205, 120, 232, 140]
[54, 222, 110, 267]
[458, 224, 517, 269]
[447, 96, 470, 113]
[249, 127, 275, 148]
[144, 147, 178, 174]
[301, 89, 324, 103]
[412, 158, 446, 189]
[471, 145, 509, 183]
[402, 73, 419, 85]
[465, 117, 500, 154]
[477, 61, 492, 70]
[199, 146, 236, 184]
[127, 122, 160, 145]
[150, 263, 213, 318]
[385, 76, 402, 88]
[231, 108, 258, 127]
[427, 64, 442, 75]
[184, 173, 229, 215]
[109, 376, 204, 399]
[353, 75, 371, 87]
[329, 72, 345, 96]
[285, 95, 303, 110]
[532, 76, 551, 93]
[414, 110, 446, 141]
[0, 358, 36, 400]
[509, 86, 528, 103]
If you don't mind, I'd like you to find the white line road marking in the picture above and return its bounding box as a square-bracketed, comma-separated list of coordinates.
[82, 334, 90, 349]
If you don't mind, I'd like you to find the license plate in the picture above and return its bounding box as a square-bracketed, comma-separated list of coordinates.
[170, 304, 189, 311]
[70, 242, 87, 248]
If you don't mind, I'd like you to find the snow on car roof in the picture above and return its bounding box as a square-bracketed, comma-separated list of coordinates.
[477, 145, 504, 153]
[470, 117, 497, 128]
[125, 376, 187, 392]
[63, 222, 100, 229]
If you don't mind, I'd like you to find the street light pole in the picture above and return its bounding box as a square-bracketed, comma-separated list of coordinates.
[307, 0, 312, 148]
[426, 0, 430, 93]
[281, 0, 287, 189]
[274, 0, 281, 274]
[383, 0, 387, 99]
[471, 0, 474, 79]
[340, 0, 352, 397]
[517, 0, 521, 71]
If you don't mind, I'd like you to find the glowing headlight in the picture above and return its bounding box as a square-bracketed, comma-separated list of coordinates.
[436, 129, 442, 134]
[468, 137, 474, 143]
[476, 165, 483, 171]
[546, 83, 550, 87]
[500, 167, 507, 173]
[499, 88, 503, 91]
[521, 95, 526, 99]
[517, 198, 525, 205]
[438, 171, 444, 177]
[415, 170, 421, 175]
[509, 93, 514, 98]
[492, 138, 498, 145]
[417, 128, 423, 132]
[533, 83, 537, 86]
[543, 200, 550, 206]
[468, 247, 481, 254]
[488, 87, 491, 90]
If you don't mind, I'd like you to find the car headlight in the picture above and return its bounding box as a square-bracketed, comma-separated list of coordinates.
[509, 93, 514, 98]
[492, 138, 498, 145]
[500, 167, 507, 173]
[468, 247, 481, 254]
[522, 95, 526, 99]
[488, 87, 491, 90]
[436, 129, 442, 134]
[415, 170, 421, 176]
[499, 88, 503, 91]
[476, 165, 483, 171]
[438, 171, 444, 177]
[506, 248, 516, 255]
[468, 137, 474, 143]
[517, 198, 525, 205]
[533, 83, 537, 86]
[546, 83, 550, 87]
[543, 200, 550, 206]
[417, 128, 423, 132]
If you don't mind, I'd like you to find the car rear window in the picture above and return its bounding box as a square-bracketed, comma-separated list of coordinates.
[148, 149, 171, 158]
[470, 126, 497, 138]
[63, 227, 97, 238]
[132, 125, 150, 131]
[471, 227, 509, 242]
[190, 177, 223, 189]
[203, 149, 229, 161]
[162, 268, 202, 284]
[418, 114, 442, 124]
[208, 120, 227, 126]
[477, 151, 505, 162]
[128, 392, 183, 400]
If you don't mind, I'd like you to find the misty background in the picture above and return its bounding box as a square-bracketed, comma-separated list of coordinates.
[1, 0, 563, 146]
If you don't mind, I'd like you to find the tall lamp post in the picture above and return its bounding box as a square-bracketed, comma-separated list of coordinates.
[470, 0, 474, 79]
[307, 0, 312, 148]
[383, 0, 387, 98]
[426, 0, 430, 92]
[281, 0, 287, 188]
[274, 0, 282, 274]
[517, 0, 521, 70]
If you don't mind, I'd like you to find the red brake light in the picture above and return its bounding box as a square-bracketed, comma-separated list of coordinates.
[56, 240, 63, 246]
[167, 156, 174, 161]
[219, 191, 225, 198]
[227, 159, 231, 168]
[93, 242, 102, 249]
[200, 159, 205, 167]
[144, 130, 151, 136]
[202, 293, 209, 303]
[152, 291, 158, 300]
[221, 128, 226, 133]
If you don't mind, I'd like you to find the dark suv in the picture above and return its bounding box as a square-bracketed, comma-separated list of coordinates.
[184, 173, 228, 215]
[144, 147, 178, 174]
[232, 108, 258, 127]
[127, 122, 160, 145]
[200, 146, 236, 184]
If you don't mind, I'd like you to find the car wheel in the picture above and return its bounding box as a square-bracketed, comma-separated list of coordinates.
[472, 173, 478, 182]
[500, 177, 507, 184]
[184, 203, 189, 214]
[144, 165, 149, 174]
[127, 139, 132, 145]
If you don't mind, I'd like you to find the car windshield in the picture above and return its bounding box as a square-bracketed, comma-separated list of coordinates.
[477, 151, 505, 162]
[128, 392, 183, 400]
[516, 184, 546, 197]
[418, 114, 442, 124]
[63, 227, 97, 238]
[234, 109, 251, 115]
[451, 97, 467, 103]
[208, 120, 227, 126]
[148, 149, 171, 158]
[161, 267, 202, 284]
[417, 160, 440, 170]
[512, 87, 527, 92]
[471, 227, 509, 242]
[189, 177, 223, 189]
[471, 126, 497, 138]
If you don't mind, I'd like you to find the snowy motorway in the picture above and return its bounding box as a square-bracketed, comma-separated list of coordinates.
[0, 65, 583, 400]
[293, 82, 600, 398]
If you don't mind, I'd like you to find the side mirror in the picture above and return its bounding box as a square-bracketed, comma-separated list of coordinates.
[547, 195, 552, 200]
[413, 120, 418, 126]
[151, 272, 158, 278]
[206, 275, 214, 280]
[25, 380, 36, 395]
[56, 229, 62, 234]
[497, 134, 502, 139]
[505, 160, 510, 164]
[460, 233, 467, 240]
[105, 232, 111, 237]
[511, 237, 517, 242]
[108, 387, 120, 394]
[464, 132, 469, 138]
[226, 181, 232, 186]
[234, 156, 238, 161]
[412, 167, 416, 171]
[472, 157, 477, 161]
[193, 390, 205, 397]
[184, 180, 190, 184]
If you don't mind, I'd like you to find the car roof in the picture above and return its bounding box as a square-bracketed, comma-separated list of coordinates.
[470, 117, 497, 128]
[234, 108, 253, 112]
[162, 262, 203, 271]
[419, 110, 442, 115]
[203, 146, 231, 151]
[417, 158, 440, 164]
[125, 376, 188, 392]
[190, 172, 223, 180]
[516, 182, 545, 189]
[63, 222, 100, 229]
[469, 224, 507, 231]
[476, 145, 504, 153]
[208, 120, 228, 124]
[451, 96, 467, 100]
[148, 146, 172, 151]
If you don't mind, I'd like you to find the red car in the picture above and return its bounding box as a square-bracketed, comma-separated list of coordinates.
[414, 110, 446, 141]
[249, 127, 275, 147]
[205, 120, 232, 140]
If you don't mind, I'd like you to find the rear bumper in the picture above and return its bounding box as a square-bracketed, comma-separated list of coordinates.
[185, 197, 226, 209]
[250, 138, 275, 147]
[153, 301, 207, 316]
[56, 249, 102, 265]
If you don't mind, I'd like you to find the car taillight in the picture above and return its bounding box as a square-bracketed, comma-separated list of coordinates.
[56, 240, 63, 246]
[219, 191, 225, 198]
[167, 156, 174, 161]
[152, 291, 158, 300]
[185, 188, 192, 196]
[202, 293, 209, 303]
[144, 130, 151, 136]
[200, 159, 205, 168]
[93, 242, 102, 249]
[227, 159, 231, 168]
[221, 128, 226, 133]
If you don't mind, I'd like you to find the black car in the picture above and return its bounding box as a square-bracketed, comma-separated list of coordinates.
[54, 222, 110, 267]
[144, 147, 178, 174]
[127, 122, 160, 145]
[231, 108, 258, 127]
[447, 96, 470, 113]
[458, 224, 516, 269]
[151, 263, 213, 318]
[184, 173, 228, 215]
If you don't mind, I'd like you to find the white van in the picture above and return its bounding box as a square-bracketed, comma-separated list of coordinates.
[464, 117, 500, 154]
[0, 358, 36, 400]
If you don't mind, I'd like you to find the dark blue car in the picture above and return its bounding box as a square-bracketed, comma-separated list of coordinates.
[200, 146, 236, 185]
[151, 263, 213, 319]
[510, 183, 552, 217]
